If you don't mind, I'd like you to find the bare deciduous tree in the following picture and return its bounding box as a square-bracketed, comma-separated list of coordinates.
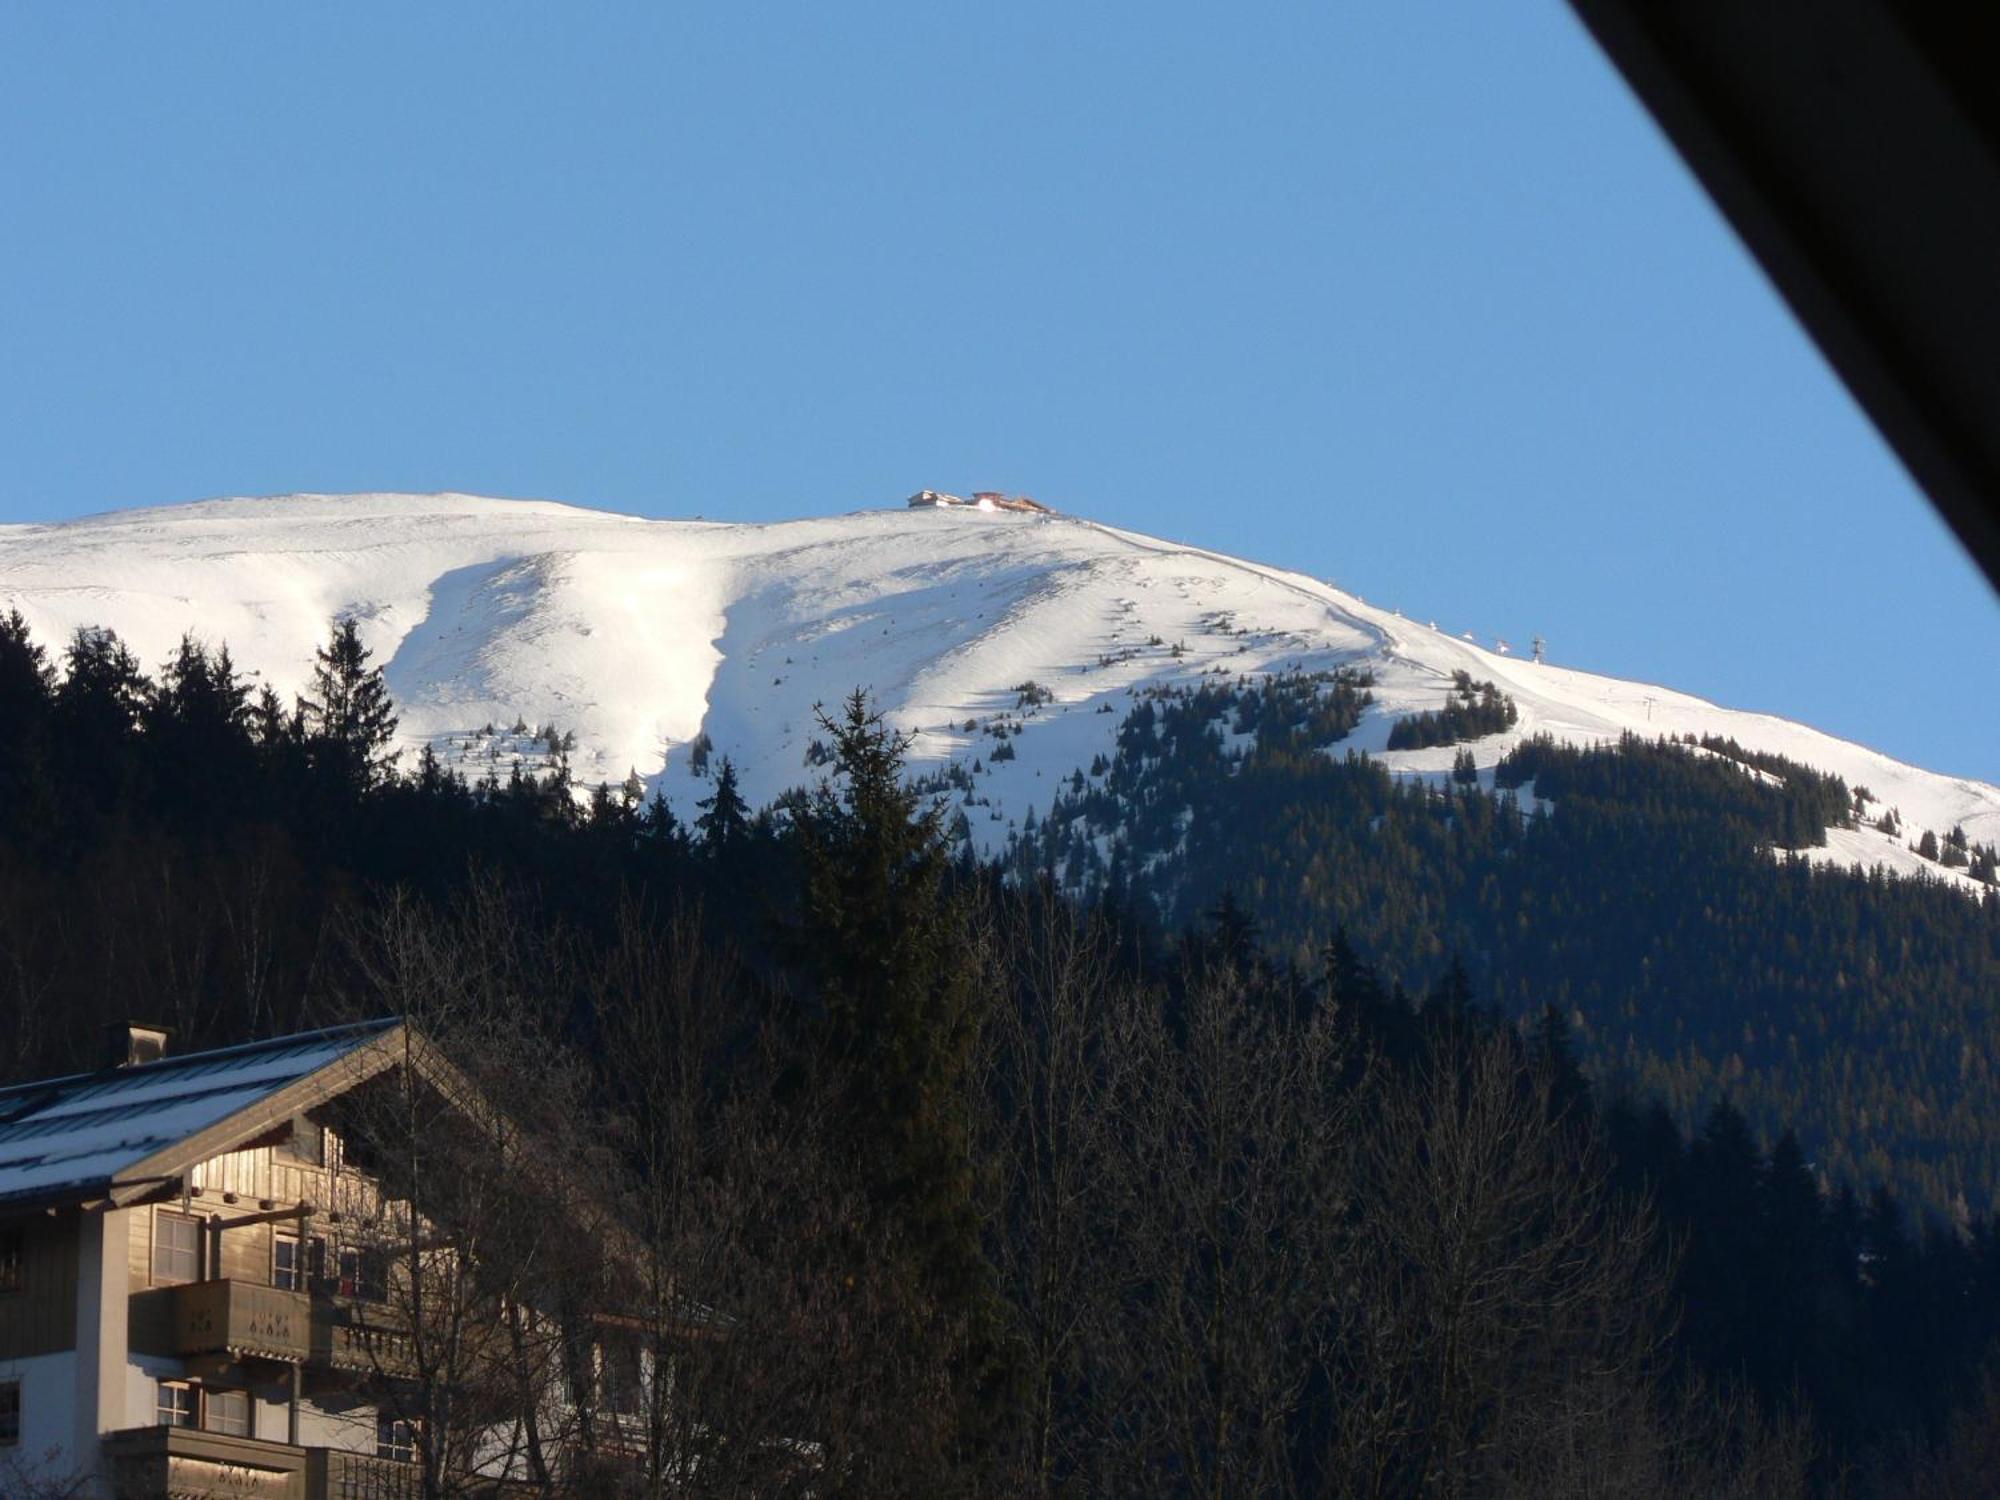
[1089, 964, 1357, 1500]
[1331, 1033, 1668, 1499]
[329, 886, 616, 1498]
[975, 888, 1125, 1497]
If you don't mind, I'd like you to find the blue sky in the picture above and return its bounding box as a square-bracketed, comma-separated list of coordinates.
[3, 3, 1993, 779]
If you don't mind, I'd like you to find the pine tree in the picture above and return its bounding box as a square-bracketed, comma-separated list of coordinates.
[0, 610, 56, 843]
[146, 636, 253, 816]
[786, 690, 1004, 1458]
[1530, 1003, 1592, 1125]
[1203, 888, 1261, 972]
[638, 791, 691, 860]
[1420, 953, 1481, 1044]
[693, 755, 749, 855]
[0, 610, 53, 722]
[250, 683, 295, 749]
[298, 617, 399, 794]
[54, 627, 148, 805]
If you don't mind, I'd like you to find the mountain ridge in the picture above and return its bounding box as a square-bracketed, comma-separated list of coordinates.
[2, 491, 1993, 885]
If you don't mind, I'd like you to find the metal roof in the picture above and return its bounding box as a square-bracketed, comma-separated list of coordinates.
[0, 1020, 398, 1208]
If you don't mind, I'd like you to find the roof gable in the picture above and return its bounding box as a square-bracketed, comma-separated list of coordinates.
[0, 1020, 401, 1210]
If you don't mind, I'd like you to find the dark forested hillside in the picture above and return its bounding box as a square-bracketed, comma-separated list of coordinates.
[1011, 675, 2000, 1219]
[6, 611, 2000, 1495]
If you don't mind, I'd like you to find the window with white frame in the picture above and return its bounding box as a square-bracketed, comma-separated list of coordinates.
[156, 1381, 195, 1428]
[0, 1380, 19, 1446]
[376, 1412, 417, 1462]
[153, 1210, 201, 1284]
[205, 1388, 251, 1437]
[273, 1232, 303, 1291]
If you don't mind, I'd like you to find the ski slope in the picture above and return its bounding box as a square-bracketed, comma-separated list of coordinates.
[2, 492, 1993, 882]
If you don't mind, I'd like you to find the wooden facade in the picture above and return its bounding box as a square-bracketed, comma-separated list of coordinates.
[0, 1211, 80, 1358]
[0, 1022, 644, 1499]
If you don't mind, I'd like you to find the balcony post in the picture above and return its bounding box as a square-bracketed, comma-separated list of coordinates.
[288, 1360, 302, 1446]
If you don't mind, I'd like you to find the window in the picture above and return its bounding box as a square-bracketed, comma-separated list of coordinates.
[274, 1233, 303, 1291]
[205, 1389, 251, 1437]
[0, 1381, 18, 1446]
[0, 1227, 20, 1294]
[602, 1333, 644, 1417]
[376, 1413, 417, 1463]
[153, 1211, 200, 1285]
[338, 1245, 388, 1303]
[285, 1116, 324, 1166]
[157, 1382, 195, 1428]
[306, 1234, 328, 1288]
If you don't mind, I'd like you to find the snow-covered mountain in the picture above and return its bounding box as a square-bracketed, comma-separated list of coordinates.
[2, 492, 1994, 881]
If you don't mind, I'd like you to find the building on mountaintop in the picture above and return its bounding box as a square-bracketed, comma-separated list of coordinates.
[908, 489, 1054, 515]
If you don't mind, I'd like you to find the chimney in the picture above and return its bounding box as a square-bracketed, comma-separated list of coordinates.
[104, 1023, 171, 1069]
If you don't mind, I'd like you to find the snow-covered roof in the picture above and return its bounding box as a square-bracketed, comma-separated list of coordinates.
[0, 1020, 400, 1209]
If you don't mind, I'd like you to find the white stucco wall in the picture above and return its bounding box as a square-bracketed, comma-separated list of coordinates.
[295, 1393, 379, 1452]
[0, 1351, 83, 1491]
[123, 1352, 182, 1430]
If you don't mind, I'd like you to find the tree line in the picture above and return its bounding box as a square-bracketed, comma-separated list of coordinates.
[1011, 672, 2000, 1221]
[2, 614, 1999, 1494]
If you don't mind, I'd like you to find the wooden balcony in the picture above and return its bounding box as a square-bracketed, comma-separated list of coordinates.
[102, 1425, 305, 1499]
[101, 1428, 434, 1500]
[304, 1448, 421, 1500]
[130, 1278, 416, 1381]
[173, 1277, 313, 1360]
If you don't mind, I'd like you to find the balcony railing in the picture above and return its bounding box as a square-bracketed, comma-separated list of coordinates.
[174, 1277, 313, 1360]
[304, 1448, 421, 1500]
[102, 1425, 304, 1499]
[131, 1279, 417, 1380]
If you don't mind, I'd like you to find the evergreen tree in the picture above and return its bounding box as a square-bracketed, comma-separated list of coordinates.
[786, 690, 1004, 1459]
[0, 609, 53, 724]
[1419, 953, 1481, 1044]
[639, 791, 692, 861]
[0, 610, 56, 842]
[1203, 888, 1261, 973]
[693, 755, 749, 856]
[250, 682, 296, 749]
[298, 616, 399, 794]
[146, 636, 253, 818]
[1529, 1003, 1592, 1125]
[53, 626, 148, 812]
[1682, 1100, 1765, 1373]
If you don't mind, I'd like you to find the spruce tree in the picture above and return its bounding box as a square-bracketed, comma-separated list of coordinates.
[787, 689, 1004, 1462]
[0, 610, 56, 844]
[299, 617, 399, 794]
[0, 610, 53, 722]
[693, 755, 749, 855]
[146, 636, 253, 817]
[1203, 888, 1261, 972]
[54, 626, 148, 808]
[1529, 1003, 1592, 1125]
[639, 791, 691, 860]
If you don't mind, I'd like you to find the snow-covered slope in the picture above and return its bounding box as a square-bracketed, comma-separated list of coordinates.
[2, 492, 1994, 878]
